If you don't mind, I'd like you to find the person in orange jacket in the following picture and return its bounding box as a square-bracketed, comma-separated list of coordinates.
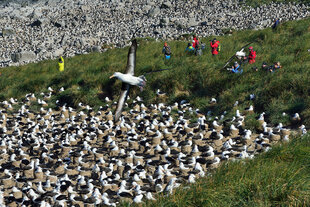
[210, 38, 220, 56]
[247, 46, 256, 64]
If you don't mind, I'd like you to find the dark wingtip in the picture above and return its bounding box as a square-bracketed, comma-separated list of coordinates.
[132, 39, 137, 46]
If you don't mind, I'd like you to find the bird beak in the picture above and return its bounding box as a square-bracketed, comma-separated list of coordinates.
[109, 75, 114, 79]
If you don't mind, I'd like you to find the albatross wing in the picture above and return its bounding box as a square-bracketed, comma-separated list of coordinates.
[114, 39, 137, 121]
[125, 39, 137, 76]
[115, 84, 130, 121]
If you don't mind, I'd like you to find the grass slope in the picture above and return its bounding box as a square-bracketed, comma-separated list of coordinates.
[122, 134, 310, 207]
[0, 18, 309, 128]
[245, 0, 310, 7]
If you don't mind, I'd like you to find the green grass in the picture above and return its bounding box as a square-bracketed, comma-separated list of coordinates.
[0, 18, 310, 128]
[244, 0, 310, 7]
[122, 134, 310, 207]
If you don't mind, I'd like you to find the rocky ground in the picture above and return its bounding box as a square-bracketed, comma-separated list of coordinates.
[0, 88, 306, 206]
[0, 0, 309, 67]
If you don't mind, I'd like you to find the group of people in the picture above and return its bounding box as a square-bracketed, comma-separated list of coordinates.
[162, 35, 220, 59]
[162, 35, 282, 75]
[227, 46, 257, 74]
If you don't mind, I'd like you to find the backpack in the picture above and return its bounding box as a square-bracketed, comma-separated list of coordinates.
[217, 42, 221, 52]
[201, 43, 206, 50]
[165, 46, 171, 55]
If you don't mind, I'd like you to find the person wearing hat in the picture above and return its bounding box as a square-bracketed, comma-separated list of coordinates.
[227, 62, 243, 74]
[58, 56, 64, 72]
[247, 46, 256, 64]
[185, 43, 195, 53]
[210, 38, 220, 56]
[162, 42, 171, 60]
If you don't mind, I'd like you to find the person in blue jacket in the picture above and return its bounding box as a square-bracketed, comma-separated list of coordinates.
[185, 43, 195, 53]
[227, 62, 243, 74]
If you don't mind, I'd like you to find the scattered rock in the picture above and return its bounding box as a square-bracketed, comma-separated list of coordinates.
[86, 46, 100, 53]
[2, 27, 15, 37]
[188, 18, 198, 27]
[174, 19, 187, 29]
[148, 7, 161, 17]
[0, 0, 309, 67]
[53, 48, 64, 57]
[11, 51, 36, 62]
[161, 1, 172, 8]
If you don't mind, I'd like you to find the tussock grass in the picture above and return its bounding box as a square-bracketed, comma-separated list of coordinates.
[0, 18, 309, 128]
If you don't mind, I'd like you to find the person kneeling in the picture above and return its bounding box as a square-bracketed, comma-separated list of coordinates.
[185, 43, 195, 53]
[269, 62, 282, 72]
[227, 62, 243, 74]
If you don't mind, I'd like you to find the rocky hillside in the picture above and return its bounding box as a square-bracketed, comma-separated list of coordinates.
[0, 0, 309, 67]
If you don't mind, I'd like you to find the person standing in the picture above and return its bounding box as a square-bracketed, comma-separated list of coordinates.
[192, 35, 199, 49]
[58, 56, 64, 72]
[272, 18, 280, 30]
[210, 38, 220, 56]
[162, 42, 171, 60]
[247, 46, 256, 64]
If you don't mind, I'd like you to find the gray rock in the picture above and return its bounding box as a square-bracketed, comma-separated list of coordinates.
[84, 15, 91, 22]
[147, 0, 156, 6]
[160, 18, 169, 25]
[27, 8, 43, 19]
[81, 5, 90, 12]
[249, 23, 258, 29]
[227, 12, 237, 17]
[54, 20, 65, 28]
[161, 1, 172, 8]
[2, 27, 15, 37]
[45, 0, 58, 7]
[148, 7, 161, 17]
[260, 20, 271, 27]
[11, 51, 36, 62]
[87, 46, 100, 53]
[174, 19, 187, 29]
[143, 5, 152, 13]
[188, 18, 198, 27]
[219, 17, 227, 22]
[53, 48, 64, 57]
[10, 9, 24, 20]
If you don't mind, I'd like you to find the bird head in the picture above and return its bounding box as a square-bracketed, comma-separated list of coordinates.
[109, 72, 121, 79]
[109, 72, 116, 79]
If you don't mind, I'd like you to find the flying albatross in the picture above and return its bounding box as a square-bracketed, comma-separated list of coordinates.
[110, 39, 172, 121]
[109, 39, 146, 121]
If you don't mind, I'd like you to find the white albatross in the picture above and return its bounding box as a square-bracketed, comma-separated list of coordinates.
[109, 39, 146, 121]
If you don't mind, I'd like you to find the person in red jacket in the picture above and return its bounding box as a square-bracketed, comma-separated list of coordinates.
[192, 35, 199, 49]
[210, 38, 220, 56]
[248, 46, 256, 64]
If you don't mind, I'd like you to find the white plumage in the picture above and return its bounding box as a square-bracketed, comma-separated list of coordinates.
[110, 72, 146, 87]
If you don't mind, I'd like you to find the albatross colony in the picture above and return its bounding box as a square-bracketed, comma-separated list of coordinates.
[0, 89, 306, 206]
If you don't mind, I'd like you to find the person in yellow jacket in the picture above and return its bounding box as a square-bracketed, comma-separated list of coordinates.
[58, 56, 64, 72]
